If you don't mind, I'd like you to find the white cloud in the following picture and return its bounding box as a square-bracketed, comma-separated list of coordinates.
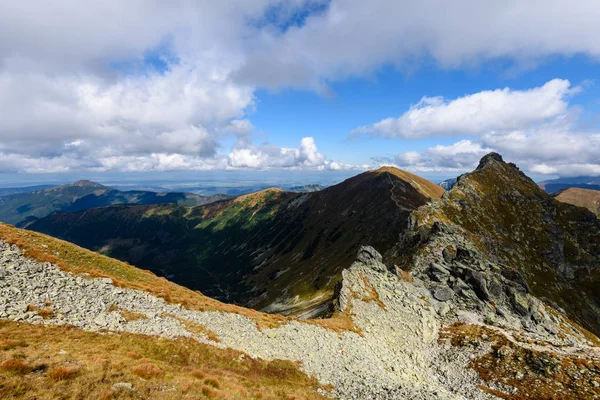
[351, 79, 575, 139]
[378, 79, 600, 177]
[236, 0, 600, 88]
[391, 129, 600, 177]
[228, 137, 355, 171]
[2, 1, 600, 175]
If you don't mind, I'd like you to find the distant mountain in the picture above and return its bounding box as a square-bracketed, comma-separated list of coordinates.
[27, 167, 444, 316]
[539, 176, 600, 193]
[553, 187, 600, 216]
[0, 180, 230, 225]
[0, 184, 56, 197]
[288, 184, 325, 192]
[437, 177, 457, 190]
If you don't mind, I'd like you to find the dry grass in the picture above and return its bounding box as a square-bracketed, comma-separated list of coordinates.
[0, 359, 30, 375]
[107, 304, 147, 322]
[440, 322, 600, 400]
[359, 272, 387, 310]
[0, 319, 326, 399]
[0, 223, 290, 330]
[131, 363, 163, 379]
[48, 366, 80, 381]
[26, 303, 54, 319]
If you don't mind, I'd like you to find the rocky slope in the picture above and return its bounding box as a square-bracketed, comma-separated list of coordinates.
[1, 227, 599, 399]
[395, 153, 600, 339]
[554, 187, 600, 217]
[0, 180, 229, 226]
[27, 167, 444, 316]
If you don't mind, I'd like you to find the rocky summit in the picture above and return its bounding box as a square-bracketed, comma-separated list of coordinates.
[1, 153, 600, 399]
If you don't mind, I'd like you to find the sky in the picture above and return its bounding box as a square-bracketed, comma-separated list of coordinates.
[1, 0, 600, 184]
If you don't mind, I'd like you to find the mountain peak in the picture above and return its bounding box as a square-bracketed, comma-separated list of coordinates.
[70, 180, 105, 188]
[369, 166, 445, 199]
[476, 152, 504, 170]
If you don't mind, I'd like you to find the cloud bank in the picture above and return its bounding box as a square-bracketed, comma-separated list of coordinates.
[2, 1, 600, 174]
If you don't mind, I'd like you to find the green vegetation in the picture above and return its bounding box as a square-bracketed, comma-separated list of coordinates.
[27, 168, 444, 315]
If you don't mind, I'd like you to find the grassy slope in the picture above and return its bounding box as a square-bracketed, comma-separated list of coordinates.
[27, 168, 444, 314]
[0, 321, 325, 400]
[413, 157, 600, 335]
[0, 223, 346, 399]
[554, 187, 600, 216]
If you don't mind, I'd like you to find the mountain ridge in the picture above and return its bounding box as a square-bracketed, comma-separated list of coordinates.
[27, 166, 444, 316]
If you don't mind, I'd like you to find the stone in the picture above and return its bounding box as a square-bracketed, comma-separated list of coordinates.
[463, 269, 490, 301]
[488, 280, 503, 298]
[432, 287, 454, 302]
[501, 269, 530, 293]
[112, 382, 133, 391]
[356, 246, 387, 273]
[508, 288, 530, 316]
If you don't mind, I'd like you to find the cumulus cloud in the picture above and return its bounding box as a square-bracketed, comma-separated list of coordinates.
[236, 0, 600, 88]
[228, 137, 355, 171]
[390, 128, 600, 177]
[2, 1, 600, 175]
[351, 79, 576, 139]
[376, 79, 600, 177]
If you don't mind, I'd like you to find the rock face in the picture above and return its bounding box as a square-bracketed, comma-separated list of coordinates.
[397, 153, 600, 338]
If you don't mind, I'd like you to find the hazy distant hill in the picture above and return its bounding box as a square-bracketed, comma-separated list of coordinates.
[0, 184, 55, 196]
[0, 180, 229, 225]
[539, 176, 600, 193]
[437, 177, 457, 190]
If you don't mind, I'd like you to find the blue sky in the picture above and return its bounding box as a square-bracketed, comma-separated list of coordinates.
[1, 1, 600, 185]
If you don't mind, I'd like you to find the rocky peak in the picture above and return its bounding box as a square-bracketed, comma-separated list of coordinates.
[406, 153, 600, 337]
[475, 152, 504, 170]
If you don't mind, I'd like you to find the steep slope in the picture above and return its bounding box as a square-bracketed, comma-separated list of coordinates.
[27, 167, 444, 315]
[399, 153, 600, 336]
[554, 187, 600, 216]
[0, 180, 229, 225]
[1, 225, 598, 399]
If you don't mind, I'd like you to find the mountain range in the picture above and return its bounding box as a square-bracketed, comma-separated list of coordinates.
[539, 176, 600, 194]
[0, 180, 230, 226]
[25, 168, 444, 316]
[1, 152, 599, 399]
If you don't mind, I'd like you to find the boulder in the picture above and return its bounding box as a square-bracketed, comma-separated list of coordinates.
[463, 269, 490, 301]
[507, 287, 530, 316]
[433, 287, 454, 302]
[356, 246, 386, 273]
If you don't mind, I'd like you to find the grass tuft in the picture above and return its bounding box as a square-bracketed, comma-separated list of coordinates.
[0, 359, 30, 375]
[48, 366, 80, 381]
[132, 363, 164, 379]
